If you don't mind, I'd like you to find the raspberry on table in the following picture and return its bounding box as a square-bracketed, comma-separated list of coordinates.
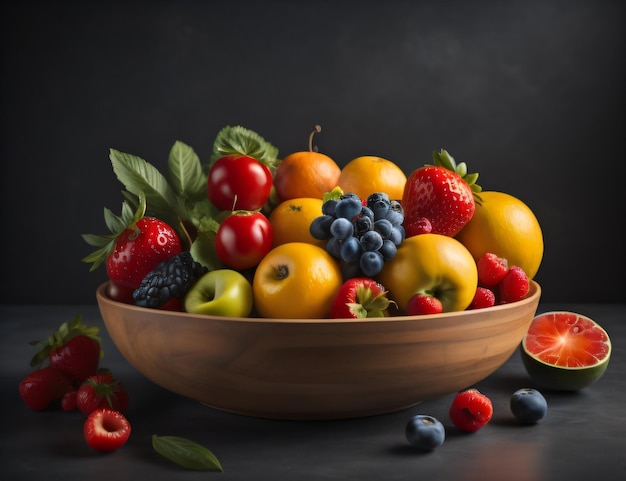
[449, 388, 493, 432]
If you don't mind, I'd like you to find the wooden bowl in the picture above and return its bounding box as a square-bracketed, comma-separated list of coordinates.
[96, 281, 541, 420]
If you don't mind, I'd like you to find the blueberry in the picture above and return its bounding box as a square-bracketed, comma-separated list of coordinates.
[354, 215, 373, 236]
[389, 226, 405, 246]
[330, 217, 354, 240]
[360, 206, 375, 221]
[510, 388, 548, 424]
[325, 237, 342, 259]
[405, 414, 445, 451]
[373, 218, 393, 239]
[310, 215, 334, 240]
[379, 239, 397, 260]
[340, 236, 362, 263]
[360, 230, 384, 252]
[335, 197, 363, 220]
[359, 250, 384, 277]
[321, 199, 338, 216]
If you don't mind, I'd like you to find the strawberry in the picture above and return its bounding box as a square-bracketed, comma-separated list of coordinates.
[467, 287, 496, 310]
[77, 372, 129, 415]
[29, 315, 102, 383]
[19, 366, 74, 411]
[83, 409, 131, 452]
[449, 388, 493, 432]
[477, 252, 509, 288]
[402, 149, 482, 237]
[82, 193, 182, 301]
[406, 294, 443, 315]
[61, 390, 78, 412]
[499, 266, 530, 303]
[330, 277, 392, 318]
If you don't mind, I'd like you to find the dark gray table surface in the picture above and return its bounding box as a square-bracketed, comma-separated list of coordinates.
[1, 302, 624, 481]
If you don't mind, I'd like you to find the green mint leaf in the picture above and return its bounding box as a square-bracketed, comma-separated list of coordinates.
[190, 230, 223, 271]
[210, 125, 280, 170]
[167, 141, 207, 202]
[109, 148, 182, 227]
[152, 435, 223, 472]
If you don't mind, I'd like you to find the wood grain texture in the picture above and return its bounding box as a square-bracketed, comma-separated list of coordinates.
[97, 281, 541, 420]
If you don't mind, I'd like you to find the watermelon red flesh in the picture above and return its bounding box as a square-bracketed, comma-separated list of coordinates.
[524, 312, 610, 368]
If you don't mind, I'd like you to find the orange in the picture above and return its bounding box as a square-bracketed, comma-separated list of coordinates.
[268, 197, 325, 248]
[273, 127, 341, 202]
[337, 155, 407, 201]
[252, 242, 342, 319]
[455, 191, 544, 279]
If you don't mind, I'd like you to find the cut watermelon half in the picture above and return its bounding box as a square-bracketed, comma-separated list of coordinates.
[521, 311, 611, 391]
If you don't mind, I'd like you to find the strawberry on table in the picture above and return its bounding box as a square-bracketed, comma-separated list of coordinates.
[330, 277, 392, 318]
[83, 409, 131, 452]
[402, 149, 482, 237]
[19, 366, 74, 411]
[77, 371, 129, 415]
[29, 314, 102, 383]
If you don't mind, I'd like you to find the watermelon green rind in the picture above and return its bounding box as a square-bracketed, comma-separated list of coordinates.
[520, 311, 612, 391]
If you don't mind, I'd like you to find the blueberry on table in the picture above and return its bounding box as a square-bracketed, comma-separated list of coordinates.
[405, 414, 446, 451]
[510, 388, 548, 424]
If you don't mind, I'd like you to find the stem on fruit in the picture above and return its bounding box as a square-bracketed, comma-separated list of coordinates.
[308, 125, 321, 153]
[276, 264, 289, 280]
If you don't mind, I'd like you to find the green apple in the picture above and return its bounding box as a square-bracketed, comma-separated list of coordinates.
[184, 269, 253, 317]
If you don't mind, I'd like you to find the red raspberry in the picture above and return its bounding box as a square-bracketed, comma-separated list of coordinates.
[449, 388, 493, 432]
[406, 294, 443, 315]
[476, 253, 509, 288]
[499, 266, 530, 303]
[404, 217, 433, 237]
[467, 287, 496, 310]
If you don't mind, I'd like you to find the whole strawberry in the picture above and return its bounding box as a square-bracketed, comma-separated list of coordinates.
[330, 277, 392, 318]
[19, 366, 74, 411]
[30, 315, 102, 383]
[76, 371, 129, 415]
[82, 193, 182, 302]
[402, 149, 482, 237]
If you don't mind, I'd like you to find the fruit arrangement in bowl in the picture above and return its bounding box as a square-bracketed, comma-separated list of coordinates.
[86, 125, 545, 419]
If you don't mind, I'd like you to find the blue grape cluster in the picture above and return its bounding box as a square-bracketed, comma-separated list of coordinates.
[310, 192, 405, 278]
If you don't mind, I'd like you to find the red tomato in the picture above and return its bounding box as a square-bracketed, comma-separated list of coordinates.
[215, 212, 273, 270]
[208, 155, 273, 211]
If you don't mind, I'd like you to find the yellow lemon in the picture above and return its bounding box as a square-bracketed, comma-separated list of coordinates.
[456, 191, 544, 279]
[253, 242, 342, 319]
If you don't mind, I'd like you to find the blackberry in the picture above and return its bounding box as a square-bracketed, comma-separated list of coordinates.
[133, 252, 208, 309]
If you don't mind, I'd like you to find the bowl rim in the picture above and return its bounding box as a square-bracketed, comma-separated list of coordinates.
[96, 280, 541, 324]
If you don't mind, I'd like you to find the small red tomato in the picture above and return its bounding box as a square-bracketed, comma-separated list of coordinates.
[208, 155, 273, 211]
[215, 211, 273, 270]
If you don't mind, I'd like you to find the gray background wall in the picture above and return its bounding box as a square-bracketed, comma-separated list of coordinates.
[1, 0, 624, 305]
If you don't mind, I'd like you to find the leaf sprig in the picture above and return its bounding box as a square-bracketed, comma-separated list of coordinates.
[82, 126, 279, 272]
[152, 435, 223, 472]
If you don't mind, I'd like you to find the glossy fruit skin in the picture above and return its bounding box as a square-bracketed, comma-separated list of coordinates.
[49, 335, 101, 383]
[376, 233, 478, 313]
[449, 388, 493, 432]
[184, 269, 253, 318]
[253, 242, 343, 319]
[83, 409, 131, 452]
[402, 165, 475, 237]
[273, 151, 341, 202]
[499, 266, 530, 303]
[215, 211, 273, 270]
[208, 154, 273, 211]
[19, 366, 74, 411]
[337, 156, 407, 202]
[476, 252, 509, 288]
[405, 415, 446, 451]
[106, 217, 182, 293]
[269, 197, 325, 248]
[406, 294, 443, 315]
[456, 191, 543, 279]
[467, 287, 496, 310]
[510, 388, 548, 424]
[521, 311, 611, 391]
[329, 277, 390, 319]
[76, 372, 129, 415]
